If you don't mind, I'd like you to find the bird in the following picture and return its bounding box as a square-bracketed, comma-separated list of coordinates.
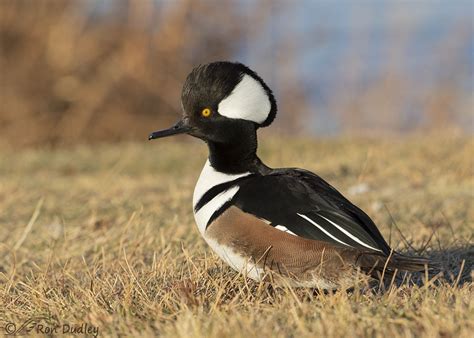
[148, 61, 429, 289]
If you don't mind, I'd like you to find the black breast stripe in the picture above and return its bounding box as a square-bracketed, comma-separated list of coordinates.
[194, 175, 255, 213]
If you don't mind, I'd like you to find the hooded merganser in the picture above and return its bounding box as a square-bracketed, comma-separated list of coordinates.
[149, 61, 428, 289]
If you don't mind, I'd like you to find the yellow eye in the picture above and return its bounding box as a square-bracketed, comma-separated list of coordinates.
[201, 108, 212, 117]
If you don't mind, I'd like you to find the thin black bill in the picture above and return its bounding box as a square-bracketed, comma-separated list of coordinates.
[148, 119, 191, 140]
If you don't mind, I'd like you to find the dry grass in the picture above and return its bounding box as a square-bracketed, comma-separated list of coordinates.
[0, 134, 473, 337]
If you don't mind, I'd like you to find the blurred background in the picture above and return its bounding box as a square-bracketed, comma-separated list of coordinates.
[0, 0, 472, 147]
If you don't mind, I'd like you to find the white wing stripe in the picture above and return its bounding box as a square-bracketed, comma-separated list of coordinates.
[275, 225, 297, 236]
[318, 214, 382, 252]
[297, 213, 352, 248]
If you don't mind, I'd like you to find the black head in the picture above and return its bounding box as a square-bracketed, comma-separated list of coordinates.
[148, 61, 277, 144]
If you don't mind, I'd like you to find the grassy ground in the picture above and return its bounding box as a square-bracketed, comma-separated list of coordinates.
[0, 134, 473, 337]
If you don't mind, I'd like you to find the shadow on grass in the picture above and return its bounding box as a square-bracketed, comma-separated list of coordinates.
[425, 244, 473, 285]
[376, 244, 474, 290]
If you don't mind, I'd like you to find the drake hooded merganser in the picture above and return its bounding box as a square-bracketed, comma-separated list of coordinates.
[149, 61, 428, 289]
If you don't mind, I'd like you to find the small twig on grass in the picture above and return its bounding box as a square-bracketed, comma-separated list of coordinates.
[383, 204, 416, 251]
[13, 197, 44, 251]
[417, 221, 438, 255]
[453, 259, 466, 288]
[378, 249, 395, 292]
[440, 210, 457, 242]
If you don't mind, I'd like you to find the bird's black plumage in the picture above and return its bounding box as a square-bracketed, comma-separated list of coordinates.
[195, 166, 391, 255]
[235, 168, 391, 254]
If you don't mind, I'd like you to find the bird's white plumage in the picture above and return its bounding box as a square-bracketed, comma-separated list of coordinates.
[193, 159, 250, 234]
[192, 160, 264, 280]
[318, 214, 382, 252]
[218, 74, 271, 123]
[275, 225, 297, 236]
[193, 160, 250, 208]
[194, 186, 240, 234]
[204, 237, 264, 280]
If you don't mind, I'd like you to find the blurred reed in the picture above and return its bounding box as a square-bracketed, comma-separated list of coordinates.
[0, 0, 266, 146]
[0, 0, 471, 147]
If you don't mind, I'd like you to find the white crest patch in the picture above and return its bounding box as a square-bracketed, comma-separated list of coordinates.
[218, 74, 271, 123]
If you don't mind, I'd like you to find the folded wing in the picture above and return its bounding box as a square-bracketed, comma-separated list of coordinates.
[229, 169, 391, 255]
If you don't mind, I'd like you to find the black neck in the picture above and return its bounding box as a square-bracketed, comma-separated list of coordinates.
[207, 132, 269, 174]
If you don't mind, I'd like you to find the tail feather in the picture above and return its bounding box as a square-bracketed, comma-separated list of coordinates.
[357, 252, 431, 278]
[388, 253, 431, 272]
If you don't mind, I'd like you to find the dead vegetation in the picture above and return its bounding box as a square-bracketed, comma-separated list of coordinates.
[0, 135, 472, 337]
[0, 0, 259, 146]
[1, 1, 472, 147]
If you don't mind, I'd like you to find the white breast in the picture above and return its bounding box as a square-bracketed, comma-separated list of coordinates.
[193, 160, 263, 279]
[204, 237, 265, 281]
[194, 186, 240, 235]
[192, 159, 250, 208]
[193, 160, 250, 234]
